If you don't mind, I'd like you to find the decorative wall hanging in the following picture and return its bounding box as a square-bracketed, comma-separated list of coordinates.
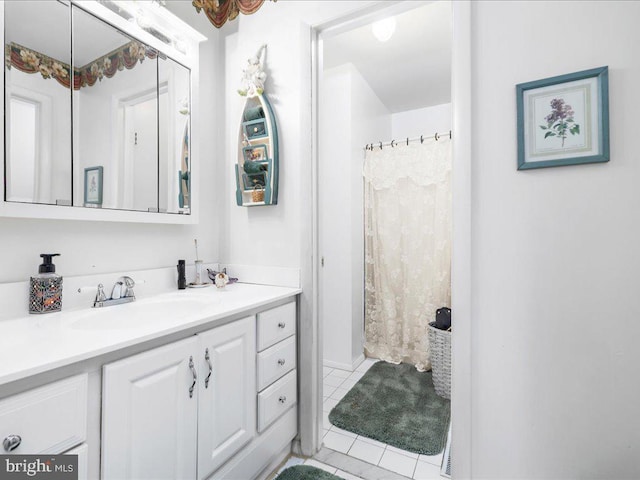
[516, 66, 609, 170]
[192, 0, 268, 29]
[234, 45, 279, 206]
[5, 41, 157, 90]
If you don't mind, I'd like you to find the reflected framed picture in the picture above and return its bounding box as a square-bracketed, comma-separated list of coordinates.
[84, 166, 103, 207]
[243, 144, 268, 162]
[516, 66, 609, 170]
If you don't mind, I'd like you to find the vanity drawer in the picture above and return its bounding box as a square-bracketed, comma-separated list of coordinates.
[0, 374, 88, 454]
[257, 335, 296, 391]
[257, 302, 296, 351]
[257, 370, 297, 433]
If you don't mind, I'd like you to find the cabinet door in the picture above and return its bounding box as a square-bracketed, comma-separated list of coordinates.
[197, 317, 256, 479]
[102, 337, 198, 480]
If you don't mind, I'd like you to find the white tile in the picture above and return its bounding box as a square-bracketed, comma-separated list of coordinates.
[329, 387, 350, 401]
[386, 445, 419, 459]
[323, 385, 338, 398]
[418, 452, 443, 467]
[323, 367, 334, 377]
[356, 357, 378, 372]
[331, 369, 352, 379]
[330, 425, 357, 438]
[322, 410, 331, 430]
[340, 379, 358, 390]
[275, 455, 305, 475]
[303, 459, 337, 474]
[355, 435, 387, 449]
[324, 374, 346, 388]
[348, 371, 366, 381]
[323, 429, 330, 438]
[323, 397, 340, 412]
[323, 430, 356, 454]
[412, 459, 442, 480]
[335, 470, 364, 480]
[347, 438, 385, 465]
[378, 449, 418, 478]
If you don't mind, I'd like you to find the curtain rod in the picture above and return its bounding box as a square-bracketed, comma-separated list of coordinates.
[364, 131, 452, 151]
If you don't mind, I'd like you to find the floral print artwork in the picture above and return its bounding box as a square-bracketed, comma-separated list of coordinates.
[539, 97, 580, 147]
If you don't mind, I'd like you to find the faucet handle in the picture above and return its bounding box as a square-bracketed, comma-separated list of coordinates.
[94, 284, 107, 307]
[118, 276, 136, 298]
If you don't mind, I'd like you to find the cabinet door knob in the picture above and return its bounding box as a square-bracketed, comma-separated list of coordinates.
[278, 395, 287, 404]
[188, 356, 197, 398]
[3, 434, 21, 452]
[277, 358, 286, 366]
[204, 348, 213, 389]
[277, 322, 286, 329]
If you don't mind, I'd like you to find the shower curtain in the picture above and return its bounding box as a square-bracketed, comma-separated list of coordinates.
[363, 139, 452, 371]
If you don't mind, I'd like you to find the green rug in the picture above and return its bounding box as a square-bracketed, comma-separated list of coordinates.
[328, 361, 450, 455]
[277, 465, 344, 480]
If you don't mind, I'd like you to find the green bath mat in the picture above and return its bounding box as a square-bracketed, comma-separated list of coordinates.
[328, 361, 450, 455]
[277, 465, 344, 480]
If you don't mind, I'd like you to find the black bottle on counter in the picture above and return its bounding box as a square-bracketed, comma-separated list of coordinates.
[177, 260, 187, 290]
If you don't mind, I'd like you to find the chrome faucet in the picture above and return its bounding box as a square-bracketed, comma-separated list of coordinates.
[93, 277, 136, 308]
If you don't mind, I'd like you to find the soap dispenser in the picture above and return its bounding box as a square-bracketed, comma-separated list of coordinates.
[29, 253, 63, 314]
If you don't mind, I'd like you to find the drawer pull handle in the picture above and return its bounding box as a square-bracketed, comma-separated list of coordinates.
[277, 322, 286, 329]
[278, 395, 287, 404]
[277, 358, 286, 366]
[205, 348, 213, 388]
[3, 435, 21, 452]
[188, 356, 197, 398]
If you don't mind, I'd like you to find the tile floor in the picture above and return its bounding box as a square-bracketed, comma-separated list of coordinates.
[320, 358, 445, 480]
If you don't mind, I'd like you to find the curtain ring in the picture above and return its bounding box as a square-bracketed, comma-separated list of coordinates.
[379, 141, 382, 150]
[406, 137, 409, 146]
[435, 132, 439, 141]
[449, 130, 452, 139]
[391, 140, 396, 148]
[420, 135, 424, 144]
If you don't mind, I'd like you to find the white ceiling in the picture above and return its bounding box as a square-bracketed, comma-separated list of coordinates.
[5, 1, 132, 68]
[323, 1, 452, 114]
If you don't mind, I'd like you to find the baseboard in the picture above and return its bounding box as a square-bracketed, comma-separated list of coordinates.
[256, 444, 294, 480]
[324, 353, 365, 372]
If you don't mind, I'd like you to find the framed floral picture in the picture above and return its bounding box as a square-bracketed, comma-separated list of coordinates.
[84, 166, 103, 207]
[516, 66, 609, 170]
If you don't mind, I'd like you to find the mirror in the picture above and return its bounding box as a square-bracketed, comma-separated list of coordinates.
[159, 56, 191, 214]
[4, 0, 72, 206]
[72, 5, 159, 212]
[3, 1, 193, 216]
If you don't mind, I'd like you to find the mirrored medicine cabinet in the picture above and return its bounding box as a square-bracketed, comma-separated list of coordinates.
[1, 0, 204, 224]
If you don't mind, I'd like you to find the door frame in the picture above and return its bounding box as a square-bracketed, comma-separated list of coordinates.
[306, 1, 472, 476]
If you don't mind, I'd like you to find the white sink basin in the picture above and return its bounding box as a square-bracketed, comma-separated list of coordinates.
[69, 296, 216, 331]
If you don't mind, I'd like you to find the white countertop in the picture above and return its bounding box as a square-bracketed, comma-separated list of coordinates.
[0, 283, 301, 387]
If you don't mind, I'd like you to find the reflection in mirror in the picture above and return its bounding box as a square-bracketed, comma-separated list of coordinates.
[72, 5, 158, 212]
[158, 57, 191, 214]
[4, 0, 71, 205]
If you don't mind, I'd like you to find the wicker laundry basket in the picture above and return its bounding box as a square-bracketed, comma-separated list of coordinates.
[428, 323, 451, 399]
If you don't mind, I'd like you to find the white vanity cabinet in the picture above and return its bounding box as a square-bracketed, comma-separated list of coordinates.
[101, 317, 255, 480]
[197, 317, 255, 479]
[101, 337, 199, 480]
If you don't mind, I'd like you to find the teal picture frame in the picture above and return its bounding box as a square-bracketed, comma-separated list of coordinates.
[84, 166, 103, 207]
[516, 66, 609, 170]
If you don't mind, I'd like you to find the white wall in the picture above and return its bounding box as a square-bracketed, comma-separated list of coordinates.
[470, 1, 640, 478]
[219, 1, 377, 269]
[0, 5, 220, 284]
[391, 103, 451, 139]
[319, 63, 391, 369]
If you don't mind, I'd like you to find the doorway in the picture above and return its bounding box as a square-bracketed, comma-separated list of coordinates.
[308, 1, 472, 477]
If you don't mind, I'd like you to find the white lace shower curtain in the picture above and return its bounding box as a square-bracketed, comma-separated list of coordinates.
[363, 139, 452, 371]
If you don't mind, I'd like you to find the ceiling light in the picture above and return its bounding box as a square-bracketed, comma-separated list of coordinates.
[372, 17, 396, 42]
